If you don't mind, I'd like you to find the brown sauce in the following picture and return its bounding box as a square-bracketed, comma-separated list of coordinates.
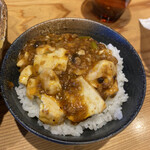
[17, 33, 118, 123]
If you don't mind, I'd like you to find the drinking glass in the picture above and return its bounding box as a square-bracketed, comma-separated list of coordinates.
[93, 0, 131, 23]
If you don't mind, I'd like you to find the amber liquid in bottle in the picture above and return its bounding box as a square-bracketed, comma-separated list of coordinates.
[94, 0, 130, 22]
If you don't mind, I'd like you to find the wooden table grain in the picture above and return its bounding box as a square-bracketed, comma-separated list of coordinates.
[0, 0, 150, 149]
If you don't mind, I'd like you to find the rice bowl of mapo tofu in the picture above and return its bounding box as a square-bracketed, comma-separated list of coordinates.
[0, 18, 146, 144]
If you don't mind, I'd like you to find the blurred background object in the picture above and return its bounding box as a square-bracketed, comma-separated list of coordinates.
[140, 21, 150, 77]
[0, 0, 7, 62]
[92, 0, 131, 23]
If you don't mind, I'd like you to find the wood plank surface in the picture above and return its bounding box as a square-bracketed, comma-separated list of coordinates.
[0, 0, 150, 149]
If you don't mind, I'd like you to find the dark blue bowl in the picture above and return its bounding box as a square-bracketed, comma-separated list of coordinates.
[0, 18, 146, 144]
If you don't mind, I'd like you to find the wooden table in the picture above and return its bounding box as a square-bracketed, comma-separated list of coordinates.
[0, 0, 150, 149]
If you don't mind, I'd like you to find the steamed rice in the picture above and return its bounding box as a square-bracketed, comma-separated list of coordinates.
[15, 43, 128, 136]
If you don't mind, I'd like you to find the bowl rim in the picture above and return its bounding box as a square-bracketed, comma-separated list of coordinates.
[0, 18, 146, 145]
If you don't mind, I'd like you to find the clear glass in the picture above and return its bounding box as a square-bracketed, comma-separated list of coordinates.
[93, 0, 131, 23]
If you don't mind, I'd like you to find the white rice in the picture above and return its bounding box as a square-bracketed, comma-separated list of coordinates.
[15, 44, 128, 136]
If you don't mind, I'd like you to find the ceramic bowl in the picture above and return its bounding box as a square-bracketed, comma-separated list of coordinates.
[0, 18, 146, 144]
[0, 0, 7, 62]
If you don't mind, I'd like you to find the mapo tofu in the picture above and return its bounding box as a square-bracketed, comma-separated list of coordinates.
[17, 33, 119, 125]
